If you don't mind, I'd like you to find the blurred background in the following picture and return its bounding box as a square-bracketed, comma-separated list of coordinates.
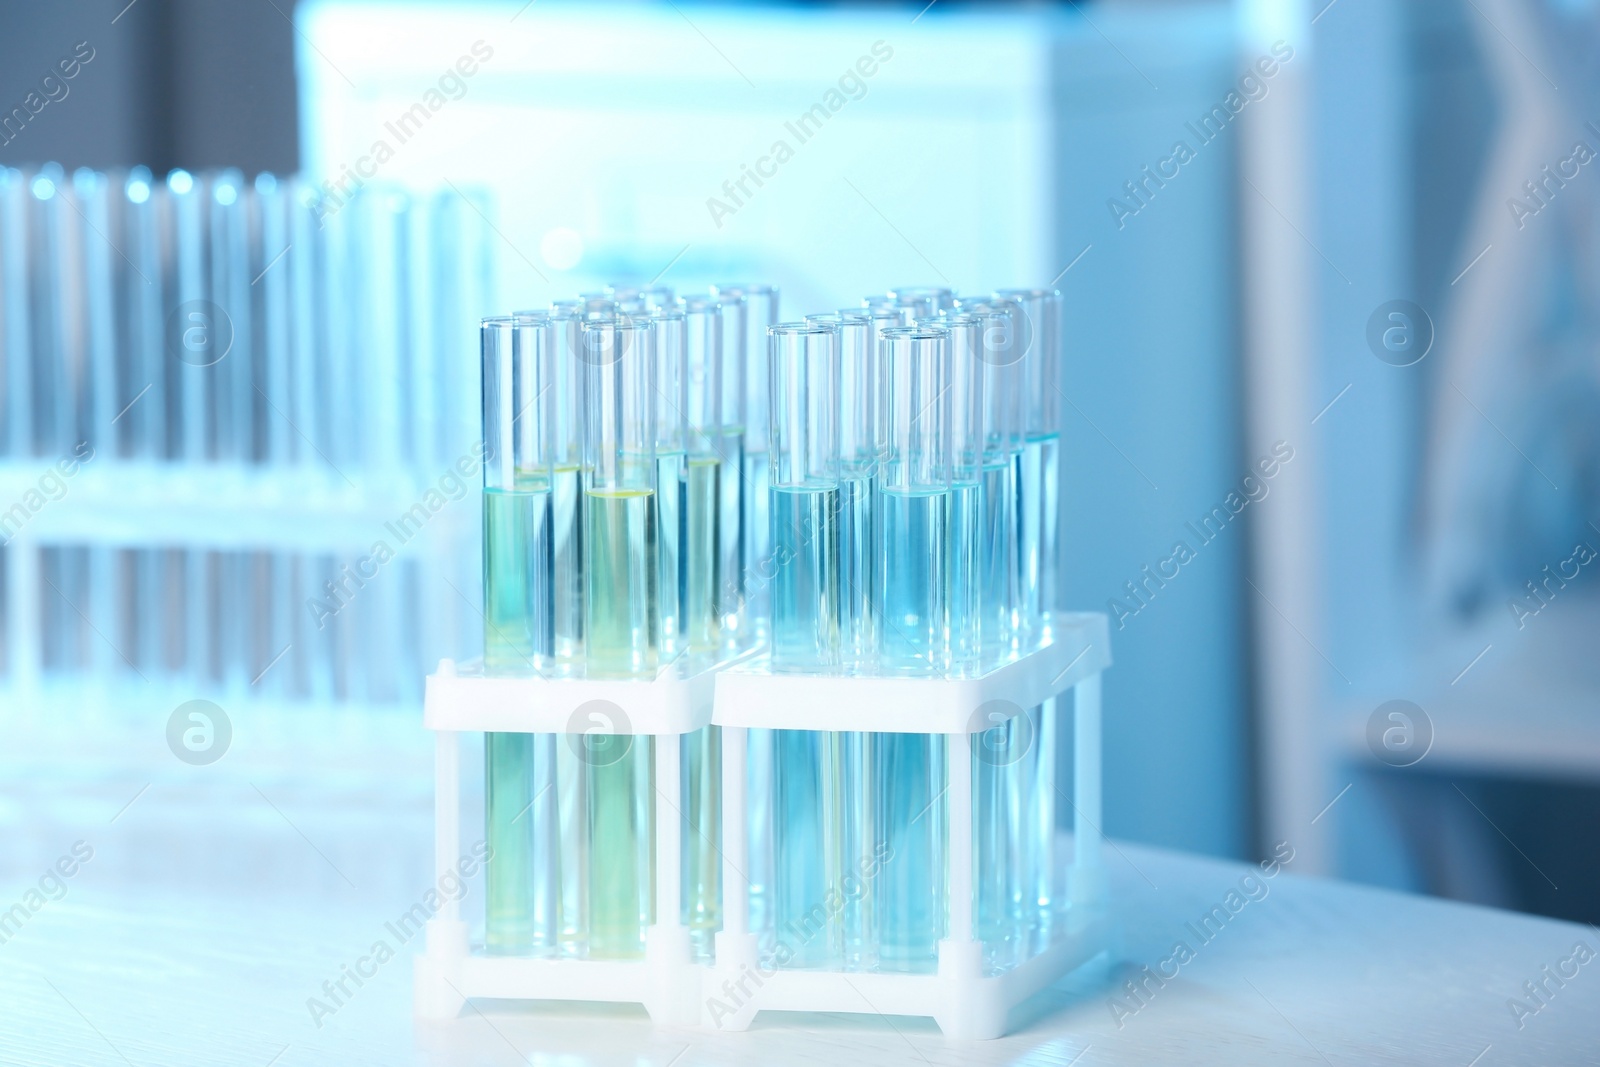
[3, 0, 1597, 943]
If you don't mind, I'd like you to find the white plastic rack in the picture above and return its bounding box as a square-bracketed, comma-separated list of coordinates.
[416, 612, 1111, 1039]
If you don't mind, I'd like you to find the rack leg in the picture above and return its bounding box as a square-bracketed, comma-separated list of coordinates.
[646, 733, 695, 1025]
[1069, 673, 1106, 905]
[711, 725, 758, 1031]
[418, 720, 468, 1021]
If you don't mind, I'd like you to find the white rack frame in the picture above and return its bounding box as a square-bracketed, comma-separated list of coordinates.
[416, 612, 1111, 1039]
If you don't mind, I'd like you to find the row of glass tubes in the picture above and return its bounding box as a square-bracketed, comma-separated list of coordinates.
[480, 283, 1061, 679]
[480, 281, 1064, 972]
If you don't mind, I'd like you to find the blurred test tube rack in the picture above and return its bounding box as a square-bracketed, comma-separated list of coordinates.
[0, 164, 496, 707]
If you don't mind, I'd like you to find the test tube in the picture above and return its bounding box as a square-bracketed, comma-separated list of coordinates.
[766, 322, 843, 968]
[581, 316, 657, 960]
[863, 295, 915, 326]
[741, 286, 781, 951]
[741, 288, 779, 636]
[653, 304, 688, 663]
[959, 299, 1029, 958]
[824, 308, 878, 968]
[680, 296, 725, 960]
[872, 324, 950, 973]
[769, 323, 840, 671]
[889, 285, 955, 316]
[640, 284, 676, 310]
[549, 305, 591, 955]
[993, 287, 1062, 626]
[807, 311, 877, 670]
[932, 312, 984, 674]
[481, 315, 557, 956]
[964, 299, 1025, 652]
[654, 301, 719, 962]
[994, 287, 1062, 935]
[549, 307, 586, 669]
[580, 292, 617, 320]
[716, 283, 780, 634]
[582, 316, 658, 678]
[707, 289, 747, 639]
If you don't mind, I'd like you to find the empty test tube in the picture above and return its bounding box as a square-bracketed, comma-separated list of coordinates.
[889, 285, 955, 318]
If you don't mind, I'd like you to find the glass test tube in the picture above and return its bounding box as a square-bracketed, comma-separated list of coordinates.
[826, 309, 877, 968]
[680, 297, 724, 959]
[653, 304, 688, 663]
[806, 312, 877, 671]
[889, 285, 955, 318]
[710, 288, 765, 936]
[740, 285, 780, 635]
[707, 290, 747, 640]
[481, 315, 558, 956]
[863, 295, 915, 327]
[767, 323, 844, 968]
[683, 297, 724, 653]
[769, 323, 840, 672]
[959, 299, 1030, 959]
[548, 306, 591, 956]
[580, 292, 617, 320]
[549, 308, 586, 670]
[932, 312, 984, 674]
[640, 284, 676, 310]
[994, 287, 1062, 935]
[581, 317, 657, 959]
[872, 324, 950, 973]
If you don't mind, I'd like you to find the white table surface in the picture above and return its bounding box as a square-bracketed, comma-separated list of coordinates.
[2, 697, 1597, 1066]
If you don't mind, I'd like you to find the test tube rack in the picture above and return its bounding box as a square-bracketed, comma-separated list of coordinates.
[415, 612, 1110, 1039]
